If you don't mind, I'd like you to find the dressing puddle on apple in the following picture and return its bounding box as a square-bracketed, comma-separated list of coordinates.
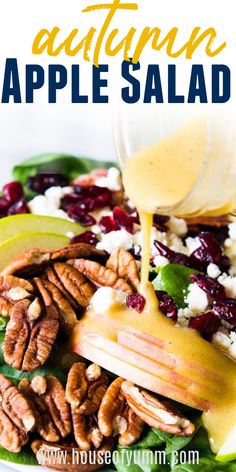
[72, 117, 236, 457]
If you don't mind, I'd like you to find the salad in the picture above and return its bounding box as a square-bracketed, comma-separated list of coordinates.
[0, 153, 236, 471]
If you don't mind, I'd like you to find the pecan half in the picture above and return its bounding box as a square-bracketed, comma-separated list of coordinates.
[68, 259, 133, 294]
[65, 363, 88, 408]
[118, 406, 144, 446]
[51, 243, 107, 264]
[32, 438, 114, 471]
[72, 414, 103, 452]
[98, 377, 126, 437]
[46, 265, 78, 309]
[97, 377, 143, 446]
[34, 277, 77, 332]
[66, 363, 108, 415]
[0, 374, 36, 452]
[0, 275, 34, 317]
[121, 381, 195, 436]
[106, 249, 140, 290]
[3, 298, 59, 371]
[66, 363, 108, 451]
[19, 375, 72, 442]
[1, 248, 50, 276]
[50, 263, 95, 308]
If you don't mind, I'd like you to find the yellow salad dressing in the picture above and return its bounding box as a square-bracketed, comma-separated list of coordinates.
[72, 117, 236, 453]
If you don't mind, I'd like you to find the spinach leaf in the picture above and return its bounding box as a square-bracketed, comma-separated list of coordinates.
[0, 317, 7, 331]
[130, 429, 165, 449]
[13, 153, 118, 198]
[152, 264, 197, 308]
[170, 456, 236, 471]
[0, 445, 37, 465]
[152, 430, 197, 455]
[0, 332, 5, 365]
[0, 361, 67, 385]
[115, 448, 165, 472]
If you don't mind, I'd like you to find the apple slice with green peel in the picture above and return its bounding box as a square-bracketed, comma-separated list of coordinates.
[0, 214, 84, 244]
[71, 301, 236, 453]
[0, 232, 70, 272]
[215, 425, 236, 462]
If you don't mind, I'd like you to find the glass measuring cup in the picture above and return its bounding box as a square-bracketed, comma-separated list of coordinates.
[114, 103, 236, 217]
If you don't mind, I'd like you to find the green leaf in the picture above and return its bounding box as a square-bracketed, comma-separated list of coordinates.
[170, 456, 236, 471]
[0, 316, 7, 331]
[0, 361, 67, 385]
[0, 445, 37, 465]
[152, 264, 197, 308]
[130, 429, 165, 449]
[13, 153, 119, 198]
[115, 448, 165, 472]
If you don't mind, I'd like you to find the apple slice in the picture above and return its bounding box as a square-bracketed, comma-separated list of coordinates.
[0, 232, 70, 272]
[216, 424, 236, 462]
[0, 214, 83, 244]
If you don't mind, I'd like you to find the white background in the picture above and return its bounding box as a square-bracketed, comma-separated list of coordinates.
[0, 0, 235, 184]
[0, 1, 235, 470]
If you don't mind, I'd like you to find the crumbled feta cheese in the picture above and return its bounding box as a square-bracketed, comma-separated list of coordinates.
[97, 229, 133, 252]
[185, 283, 209, 313]
[28, 187, 72, 220]
[212, 329, 232, 350]
[52, 209, 71, 219]
[66, 231, 75, 239]
[168, 233, 188, 254]
[217, 274, 236, 298]
[91, 225, 101, 235]
[224, 238, 232, 248]
[153, 255, 169, 268]
[133, 227, 163, 249]
[95, 167, 122, 191]
[185, 237, 201, 255]
[176, 307, 193, 327]
[229, 260, 236, 276]
[28, 195, 56, 216]
[44, 186, 72, 208]
[167, 217, 187, 237]
[207, 263, 221, 279]
[228, 222, 236, 240]
[90, 287, 126, 314]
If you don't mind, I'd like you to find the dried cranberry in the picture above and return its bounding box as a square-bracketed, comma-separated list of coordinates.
[7, 200, 29, 216]
[70, 231, 99, 246]
[113, 207, 134, 233]
[67, 205, 96, 227]
[27, 173, 68, 194]
[155, 290, 178, 321]
[190, 273, 226, 301]
[126, 293, 146, 313]
[60, 193, 82, 211]
[154, 240, 192, 267]
[153, 214, 170, 233]
[77, 188, 112, 212]
[213, 299, 236, 327]
[188, 311, 221, 340]
[190, 232, 230, 272]
[73, 185, 101, 197]
[0, 197, 10, 213]
[3, 181, 24, 203]
[99, 216, 118, 234]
